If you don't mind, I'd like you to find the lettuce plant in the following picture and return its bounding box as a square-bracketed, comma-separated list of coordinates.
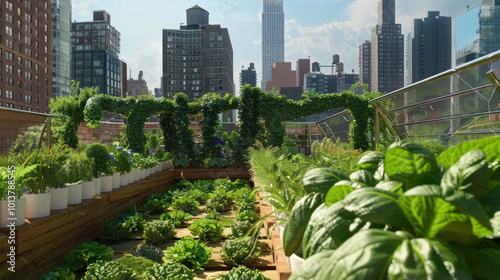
[64, 242, 113, 271]
[162, 236, 213, 270]
[160, 210, 192, 227]
[143, 220, 176, 245]
[82, 260, 135, 280]
[220, 237, 261, 266]
[131, 243, 163, 263]
[143, 262, 195, 280]
[171, 196, 200, 214]
[217, 266, 270, 280]
[188, 218, 224, 242]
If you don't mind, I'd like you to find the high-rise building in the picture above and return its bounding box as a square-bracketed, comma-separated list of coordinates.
[371, 0, 404, 93]
[456, 0, 500, 66]
[70, 11, 124, 97]
[405, 33, 412, 86]
[359, 40, 372, 91]
[266, 62, 296, 92]
[240, 63, 257, 87]
[410, 11, 452, 83]
[162, 5, 234, 100]
[51, 0, 72, 98]
[262, 0, 284, 89]
[296, 58, 310, 88]
[127, 71, 149, 97]
[0, 0, 53, 113]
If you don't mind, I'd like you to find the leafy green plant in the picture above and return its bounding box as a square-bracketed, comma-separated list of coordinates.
[216, 265, 271, 280]
[208, 188, 233, 212]
[38, 266, 75, 280]
[231, 220, 253, 238]
[160, 210, 192, 227]
[131, 243, 163, 263]
[86, 143, 111, 177]
[82, 260, 135, 280]
[0, 165, 37, 200]
[171, 196, 200, 214]
[101, 219, 129, 242]
[188, 218, 225, 242]
[143, 220, 176, 246]
[220, 237, 262, 266]
[235, 209, 259, 223]
[116, 255, 155, 277]
[188, 189, 210, 204]
[64, 241, 113, 271]
[23, 144, 70, 193]
[162, 236, 213, 270]
[143, 262, 195, 280]
[147, 134, 160, 150]
[122, 212, 147, 233]
[205, 210, 223, 220]
[142, 198, 169, 214]
[115, 150, 132, 175]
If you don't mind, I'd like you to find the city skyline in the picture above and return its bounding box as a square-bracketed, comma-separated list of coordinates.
[72, 0, 481, 94]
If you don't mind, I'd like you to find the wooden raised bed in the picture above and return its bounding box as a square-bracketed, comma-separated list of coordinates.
[0, 168, 251, 280]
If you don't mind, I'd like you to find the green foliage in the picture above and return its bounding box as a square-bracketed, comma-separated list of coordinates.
[116, 255, 155, 277]
[122, 212, 147, 234]
[188, 218, 225, 242]
[64, 241, 113, 272]
[38, 266, 75, 280]
[217, 266, 271, 280]
[160, 210, 193, 227]
[220, 237, 262, 266]
[143, 262, 195, 280]
[115, 150, 132, 175]
[235, 209, 259, 223]
[437, 136, 500, 168]
[188, 189, 210, 204]
[173, 93, 198, 167]
[147, 134, 160, 149]
[303, 168, 350, 195]
[9, 125, 48, 154]
[86, 143, 111, 177]
[207, 187, 234, 212]
[162, 236, 213, 270]
[231, 220, 253, 238]
[101, 219, 130, 242]
[143, 220, 176, 246]
[0, 165, 37, 200]
[23, 144, 70, 193]
[171, 196, 200, 214]
[82, 260, 135, 280]
[131, 243, 163, 263]
[142, 198, 169, 214]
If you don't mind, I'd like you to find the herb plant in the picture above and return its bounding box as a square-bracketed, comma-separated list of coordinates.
[142, 198, 169, 214]
[131, 243, 163, 263]
[217, 266, 270, 280]
[39, 266, 75, 280]
[116, 255, 155, 277]
[188, 218, 225, 242]
[188, 189, 210, 204]
[143, 262, 195, 280]
[220, 237, 262, 266]
[162, 236, 213, 270]
[235, 209, 259, 223]
[64, 241, 113, 271]
[82, 260, 135, 280]
[160, 210, 192, 227]
[143, 220, 176, 246]
[171, 196, 200, 214]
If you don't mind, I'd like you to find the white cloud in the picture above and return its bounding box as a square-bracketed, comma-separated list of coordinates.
[72, 0, 98, 18]
[121, 37, 163, 90]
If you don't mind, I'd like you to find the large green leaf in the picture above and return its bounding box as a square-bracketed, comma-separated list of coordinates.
[343, 188, 410, 229]
[399, 187, 492, 245]
[385, 141, 440, 191]
[303, 168, 349, 195]
[441, 150, 490, 198]
[356, 152, 385, 173]
[349, 170, 376, 187]
[456, 246, 500, 280]
[490, 212, 500, 238]
[288, 250, 334, 280]
[315, 230, 473, 280]
[325, 185, 355, 207]
[283, 193, 324, 256]
[375, 180, 404, 194]
[479, 181, 500, 216]
[437, 136, 500, 168]
[302, 203, 328, 252]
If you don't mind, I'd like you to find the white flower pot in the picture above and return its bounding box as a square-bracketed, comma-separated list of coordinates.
[133, 168, 140, 181]
[289, 253, 305, 272]
[25, 192, 51, 218]
[100, 175, 113, 192]
[127, 171, 134, 184]
[120, 174, 128, 186]
[278, 224, 285, 243]
[156, 165, 162, 172]
[93, 177, 101, 196]
[81, 181, 94, 200]
[67, 182, 82, 204]
[0, 197, 26, 227]
[49, 187, 68, 210]
[140, 169, 146, 179]
[112, 172, 120, 189]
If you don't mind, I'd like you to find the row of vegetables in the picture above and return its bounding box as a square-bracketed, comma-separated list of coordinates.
[39, 179, 271, 280]
[273, 136, 500, 279]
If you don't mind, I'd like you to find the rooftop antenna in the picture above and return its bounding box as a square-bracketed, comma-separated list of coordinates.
[129, 68, 132, 79]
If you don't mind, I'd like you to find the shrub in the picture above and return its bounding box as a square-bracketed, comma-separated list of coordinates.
[101, 220, 129, 242]
[116, 255, 155, 277]
[143, 220, 176, 245]
[188, 189, 210, 204]
[231, 220, 253, 238]
[160, 210, 192, 227]
[171, 196, 200, 214]
[162, 236, 213, 270]
[64, 241, 113, 272]
[217, 266, 270, 280]
[39, 266, 75, 280]
[86, 143, 111, 177]
[188, 218, 225, 242]
[142, 198, 169, 214]
[143, 262, 195, 280]
[82, 260, 135, 280]
[208, 189, 233, 212]
[220, 237, 262, 266]
[131, 243, 163, 263]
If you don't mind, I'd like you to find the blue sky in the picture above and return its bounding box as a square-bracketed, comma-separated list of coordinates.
[72, 0, 479, 93]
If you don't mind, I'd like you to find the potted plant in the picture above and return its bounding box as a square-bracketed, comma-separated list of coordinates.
[123, 149, 135, 184]
[0, 165, 36, 227]
[64, 152, 86, 204]
[48, 147, 73, 211]
[131, 154, 141, 182]
[132, 154, 147, 180]
[108, 152, 120, 189]
[115, 149, 132, 186]
[86, 143, 113, 193]
[80, 156, 94, 200]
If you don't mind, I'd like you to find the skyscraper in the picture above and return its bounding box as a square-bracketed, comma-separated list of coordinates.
[0, 0, 53, 113]
[456, 0, 500, 66]
[51, 0, 72, 98]
[359, 40, 372, 91]
[71, 11, 124, 96]
[240, 63, 257, 87]
[371, 0, 404, 93]
[262, 0, 284, 90]
[410, 11, 452, 83]
[162, 5, 234, 100]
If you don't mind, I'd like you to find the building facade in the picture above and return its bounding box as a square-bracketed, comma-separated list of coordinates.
[70, 11, 124, 97]
[266, 62, 296, 92]
[162, 5, 234, 100]
[262, 0, 284, 89]
[371, 0, 404, 93]
[410, 11, 452, 83]
[358, 40, 372, 91]
[51, 0, 71, 98]
[127, 71, 149, 97]
[456, 0, 500, 66]
[0, 0, 53, 113]
[240, 62, 257, 87]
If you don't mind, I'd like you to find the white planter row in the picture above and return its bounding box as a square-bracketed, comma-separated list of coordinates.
[275, 212, 305, 272]
[0, 162, 170, 228]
